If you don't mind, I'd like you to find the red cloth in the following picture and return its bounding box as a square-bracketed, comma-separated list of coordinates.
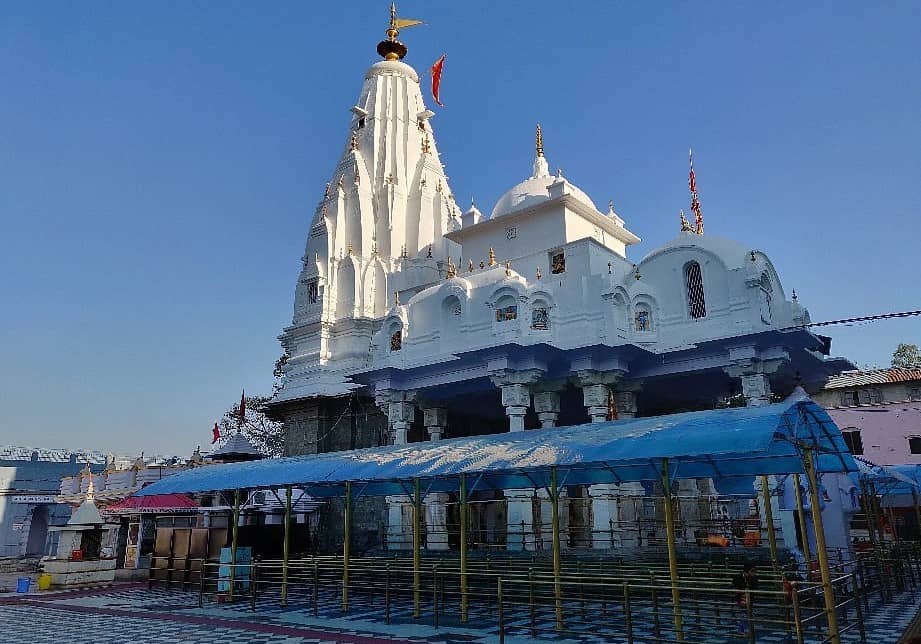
[431, 54, 446, 107]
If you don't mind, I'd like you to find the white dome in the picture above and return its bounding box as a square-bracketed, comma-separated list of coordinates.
[641, 232, 753, 269]
[491, 175, 597, 219]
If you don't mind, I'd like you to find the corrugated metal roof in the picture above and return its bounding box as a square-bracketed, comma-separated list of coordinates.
[824, 368, 921, 389]
[137, 395, 856, 499]
[0, 445, 182, 466]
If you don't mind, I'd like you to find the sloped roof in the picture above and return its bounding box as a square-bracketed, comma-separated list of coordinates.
[137, 395, 855, 499]
[103, 493, 199, 514]
[68, 498, 104, 526]
[824, 368, 921, 389]
[207, 433, 264, 459]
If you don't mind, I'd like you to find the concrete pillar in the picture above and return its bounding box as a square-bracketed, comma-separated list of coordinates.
[533, 390, 561, 428]
[741, 373, 771, 407]
[385, 495, 411, 550]
[614, 388, 639, 419]
[590, 484, 618, 549]
[423, 407, 447, 441]
[388, 393, 416, 445]
[500, 383, 530, 432]
[582, 383, 610, 423]
[506, 489, 535, 551]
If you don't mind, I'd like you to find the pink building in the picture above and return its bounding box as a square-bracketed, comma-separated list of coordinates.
[812, 368, 921, 465]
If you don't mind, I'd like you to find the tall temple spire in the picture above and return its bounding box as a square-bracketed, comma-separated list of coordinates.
[532, 123, 550, 178]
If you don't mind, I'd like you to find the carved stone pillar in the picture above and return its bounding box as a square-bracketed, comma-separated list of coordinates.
[576, 370, 625, 423]
[740, 373, 771, 407]
[423, 407, 448, 441]
[490, 368, 543, 433]
[425, 493, 450, 550]
[533, 390, 561, 429]
[614, 382, 642, 419]
[724, 351, 786, 407]
[387, 391, 416, 445]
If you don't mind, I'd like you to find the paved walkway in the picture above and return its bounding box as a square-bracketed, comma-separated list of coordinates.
[2, 582, 920, 643]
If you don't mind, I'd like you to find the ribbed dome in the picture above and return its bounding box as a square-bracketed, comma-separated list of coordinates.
[491, 174, 597, 219]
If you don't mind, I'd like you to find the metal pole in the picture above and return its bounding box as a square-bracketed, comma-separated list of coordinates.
[228, 488, 241, 602]
[803, 447, 840, 644]
[413, 477, 421, 619]
[459, 473, 469, 623]
[760, 475, 779, 573]
[661, 458, 684, 642]
[550, 466, 563, 630]
[793, 474, 813, 577]
[342, 480, 351, 613]
[281, 485, 292, 607]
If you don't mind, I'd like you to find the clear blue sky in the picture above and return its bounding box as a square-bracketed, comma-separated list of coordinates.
[1, 2, 918, 455]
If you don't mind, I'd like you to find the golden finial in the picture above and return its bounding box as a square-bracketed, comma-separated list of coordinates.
[679, 209, 693, 232]
[347, 242, 353, 256]
[337, 174, 344, 189]
[400, 244, 407, 258]
[536, 266, 542, 280]
[421, 133, 431, 154]
[536, 123, 544, 157]
[488, 247, 497, 266]
[479, 260, 485, 269]
[377, 3, 422, 61]
[350, 130, 358, 151]
[324, 182, 330, 198]
[468, 259, 474, 272]
[446, 257, 456, 278]
[505, 261, 512, 278]
[426, 245, 433, 258]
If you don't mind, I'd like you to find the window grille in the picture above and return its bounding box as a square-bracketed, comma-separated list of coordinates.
[843, 430, 864, 455]
[531, 307, 549, 330]
[307, 279, 319, 305]
[759, 274, 773, 323]
[551, 251, 566, 274]
[684, 262, 707, 319]
[390, 329, 402, 351]
[496, 305, 518, 322]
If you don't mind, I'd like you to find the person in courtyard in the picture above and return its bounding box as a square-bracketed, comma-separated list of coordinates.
[732, 562, 759, 634]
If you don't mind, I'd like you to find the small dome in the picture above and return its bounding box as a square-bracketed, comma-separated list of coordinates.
[366, 60, 419, 83]
[491, 174, 597, 219]
[641, 232, 753, 269]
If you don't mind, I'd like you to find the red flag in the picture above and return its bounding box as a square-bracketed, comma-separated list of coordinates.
[430, 54, 446, 107]
[211, 423, 221, 444]
[238, 390, 246, 425]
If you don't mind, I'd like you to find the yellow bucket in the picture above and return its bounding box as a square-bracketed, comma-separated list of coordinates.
[37, 574, 52, 591]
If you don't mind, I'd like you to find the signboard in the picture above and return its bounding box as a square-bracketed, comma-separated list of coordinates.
[10, 495, 57, 504]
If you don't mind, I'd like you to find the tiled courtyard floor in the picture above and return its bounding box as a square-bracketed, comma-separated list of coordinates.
[1, 582, 920, 643]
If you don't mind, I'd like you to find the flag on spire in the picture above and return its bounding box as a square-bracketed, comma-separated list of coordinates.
[211, 422, 221, 444]
[688, 148, 704, 235]
[237, 390, 246, 427]
[431, 54, 446, 107]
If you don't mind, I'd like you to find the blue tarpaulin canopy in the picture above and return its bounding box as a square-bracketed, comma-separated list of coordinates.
[855, 458, 921, 497]
[136, 396, 856, 499]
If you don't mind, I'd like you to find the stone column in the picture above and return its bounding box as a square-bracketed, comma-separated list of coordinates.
[533, 390, 561, 428]
[505, 489, 535, 551]
[614, 385, 641, 419]
[500, 384, 530, 431]
[422, 407, 449, 550]
[724, 352, 785, 408]
[388, 392, 416, 445]
[576, 370, 625, 423]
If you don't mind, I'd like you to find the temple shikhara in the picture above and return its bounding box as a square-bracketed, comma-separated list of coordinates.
[264, 6, 852, 552]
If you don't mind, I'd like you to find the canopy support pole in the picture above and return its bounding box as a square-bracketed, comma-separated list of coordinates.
[228, 488, 241, 602]
[913, 490, 921, 543]
[793, 473, 813, 575]
[459, 473, 469, 623]
[281, 485, 292, 607]
[550, 466, 563, 630]
[861, 481, 877, 545]
[804, 447, 840, 644]
[661, 458, 683, 642]
[760, 475, 779, 572]
[413, 477, 421, 619]
[343, 480, 351, 613]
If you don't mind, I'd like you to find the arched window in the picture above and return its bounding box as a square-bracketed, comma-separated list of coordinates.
[494, 295, 518, 323]
[759, 273, 773, 324]
[684, 261, 707, 319]
[531, 300, 550, 330]
[389, 328, 402, 352]
[634, 303, 653, 332]
[442, 294, 462, 319]
[910, 437, 921, 455]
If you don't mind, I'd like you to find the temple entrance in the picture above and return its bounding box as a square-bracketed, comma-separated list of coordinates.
[26, 505, 49, 556]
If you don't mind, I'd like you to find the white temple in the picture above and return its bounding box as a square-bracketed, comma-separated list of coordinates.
[268, 8, 853, 552]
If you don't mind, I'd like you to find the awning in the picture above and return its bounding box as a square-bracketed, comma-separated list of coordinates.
[103, 493, 200, 514]
[135, 395, 856, 500]
[855, 458, 921, 496]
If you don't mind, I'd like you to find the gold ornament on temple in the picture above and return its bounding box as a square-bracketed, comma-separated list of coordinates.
[536, 123, 544, 157]
[488, 247, 497, 266]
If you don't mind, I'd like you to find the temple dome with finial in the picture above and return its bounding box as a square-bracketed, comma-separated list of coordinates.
[491, 125, 598, 219]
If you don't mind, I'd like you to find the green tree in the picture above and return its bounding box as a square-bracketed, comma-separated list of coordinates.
[892, 343, 921, 369]
[219, 394, 284, 457]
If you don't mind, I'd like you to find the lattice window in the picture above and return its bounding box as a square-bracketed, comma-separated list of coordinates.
[759, 273, 773, 323]
[531, 306, 549, 330]
[496, 305, 518, 322]
[390, 329, 402, 352]
[550, 251, 566, 274]
[684, 261, 707, 319]
[307, 279, 319, 305]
